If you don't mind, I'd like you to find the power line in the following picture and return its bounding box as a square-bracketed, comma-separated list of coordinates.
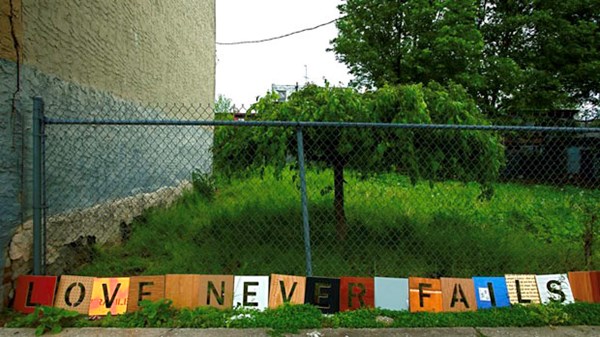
[216, 18, 341, 46]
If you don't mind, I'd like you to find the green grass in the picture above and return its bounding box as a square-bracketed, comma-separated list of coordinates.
[76, 168, 599, 278]
[5, 302, 600, 335]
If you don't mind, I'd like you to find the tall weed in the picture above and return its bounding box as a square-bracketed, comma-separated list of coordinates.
[77, 168, 598, 277]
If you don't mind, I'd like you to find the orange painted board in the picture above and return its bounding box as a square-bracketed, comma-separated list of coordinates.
[165, 274, 201, 309]
[127, 276, 165, 312]
[13, 276, 57, 314]
[54, 275, 94, 314]
[505, 274, 540, 305]
[88, 277, 130, 316]
[409, 277, 442, 313]
[568, 271, 595, 303]
[441, 278, 477, 312]
[198, 275, 234, 309]
[269, 274, 306, 308]
[339, 277, 374, 311]
[590, 271, 600, 303]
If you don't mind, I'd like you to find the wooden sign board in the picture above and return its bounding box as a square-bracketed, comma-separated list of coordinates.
[198, 275, 234, 310]
[54, 275, 94, 314]
[409, 277, 442, 313]
[374, 277, 408, 311]
[165, 274, 201, 309]
[441, 278, 477, 312]
[268, 274, 306, 308]
[505, 274, 540, 305]
[233, 276, 269, 310]
[305, 277, 340, 314]
[13, 276, 57, 314]
[535, 274, 574, 305]
[592, 271, 600, 303]
[472, 276, 510, 309]
[568, 271, 595, 303]
[88, 277, 130, 316]
[127, 276, 166, 312]
[339, 277, 374, 311]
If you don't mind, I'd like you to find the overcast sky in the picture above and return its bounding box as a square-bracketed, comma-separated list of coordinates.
[216, 0, 352, 108]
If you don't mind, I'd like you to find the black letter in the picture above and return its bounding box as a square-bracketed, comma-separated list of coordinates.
[515, 280, 531, 304]
[25, 282, 36, 307]
[280, 280, 297, 303]
[65, 282, 86, 307]
[487, 282, 497, 307]
[450, 284, 469, 308]
[314, 282, 331, 310]
[137, 282, 154, 305]
[546, 280, 566, 303]
[243, 282, 259, 307]
[418, 283, 432, 307]
[102, 283, 122, 308]
[207, 281, 225, 305]
[348, 283, 366, 308]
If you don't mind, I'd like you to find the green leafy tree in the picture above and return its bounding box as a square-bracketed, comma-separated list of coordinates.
[481, 0, 600, 117]
[214, 83, 504, 240]
[214, 94, 233, 114]
[274, 85, 373, 240]
[216, 85, 372, 239]
[367, 82, 503, 186]
[332, 0, 600, 118]
[332, 0, 484, 93]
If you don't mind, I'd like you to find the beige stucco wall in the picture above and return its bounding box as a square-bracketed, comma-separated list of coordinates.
[20, 0, 215, 106]
[0, 0, 21, 62]
[0, 0, 215, 305]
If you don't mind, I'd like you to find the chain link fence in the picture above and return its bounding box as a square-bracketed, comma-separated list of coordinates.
[34, 98, 600, 278]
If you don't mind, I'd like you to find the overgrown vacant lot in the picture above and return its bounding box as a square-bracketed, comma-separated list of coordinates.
[77, 168, 599, 278]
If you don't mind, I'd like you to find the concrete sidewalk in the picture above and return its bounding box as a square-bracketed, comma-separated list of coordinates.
[1, 327, 599, 337]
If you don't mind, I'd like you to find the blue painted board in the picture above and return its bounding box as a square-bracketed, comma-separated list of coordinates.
[374, 277, 409, 311]
[472, 276, 510, 309]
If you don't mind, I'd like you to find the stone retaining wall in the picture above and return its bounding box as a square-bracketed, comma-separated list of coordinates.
[3, 180, 192, 305]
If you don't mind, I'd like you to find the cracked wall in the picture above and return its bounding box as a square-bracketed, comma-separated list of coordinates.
[0, 0, 216, 305]
[0, 0, 22, 63]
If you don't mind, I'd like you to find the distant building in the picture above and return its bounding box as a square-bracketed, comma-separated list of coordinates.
[272, 83, 300, 102]
[501, 109, 599, 186]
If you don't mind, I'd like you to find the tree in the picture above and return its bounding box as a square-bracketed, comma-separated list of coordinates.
[481, 0, 600, 117]
[274, 85, 373, 240]
[213, 83, 504, 240]
[366, 82, 503, 187]
[214, 94, 233, 114]
[332, 0, 484, 94]
[215, 85, 372, 240]
[332, 0, 600, 119]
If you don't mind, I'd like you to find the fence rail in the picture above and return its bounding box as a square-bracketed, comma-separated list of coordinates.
[32, 97, 600, 278]
[44, 116, 600, 133]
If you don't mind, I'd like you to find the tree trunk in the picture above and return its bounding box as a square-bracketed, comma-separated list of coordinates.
[584, 213, 595, 270]
[333, 160, 347, 241]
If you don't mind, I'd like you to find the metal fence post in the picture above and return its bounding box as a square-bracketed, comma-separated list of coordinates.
[296, 127, 313, 276]
[32, 97, 45, 275]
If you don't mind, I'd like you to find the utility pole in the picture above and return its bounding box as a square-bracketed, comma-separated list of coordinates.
[304, 65, 309, 83]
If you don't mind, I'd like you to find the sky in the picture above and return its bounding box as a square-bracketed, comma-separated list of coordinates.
[216, 0, 353, 108]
